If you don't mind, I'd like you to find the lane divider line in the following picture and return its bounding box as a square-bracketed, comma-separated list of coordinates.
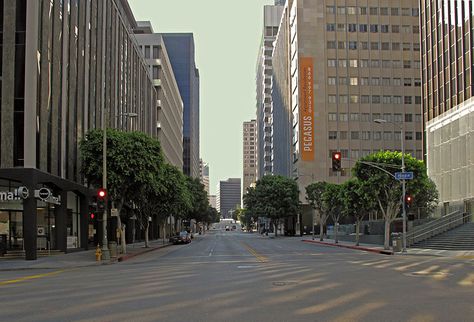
[0, 269, 66, 286]
[241, 243, 268, 263]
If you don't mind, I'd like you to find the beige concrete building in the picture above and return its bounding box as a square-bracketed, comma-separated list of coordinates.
[271, 0, 423, 223]
[199, 159, 210, 196]
[243, 120, 257, 195]
[134, 22, 184, 169]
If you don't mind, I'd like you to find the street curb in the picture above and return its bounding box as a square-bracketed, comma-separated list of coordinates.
[117, 243, 172, 262]
[302, 239, 394, 255]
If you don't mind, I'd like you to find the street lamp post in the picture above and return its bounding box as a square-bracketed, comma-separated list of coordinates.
[374, 118, 407, 253]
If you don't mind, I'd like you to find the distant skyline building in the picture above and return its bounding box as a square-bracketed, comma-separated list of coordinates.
[421, 0, 474, 217]
[216, 179, 241, 218]
[209, 195, 217, 209]
[271, 0, 423, 225]
[256, 4, 284, 179]
[134, 22, 184, 170]
[161, 33, 200, 178]
[243, 120, 257, 195]
[199, 159, 210, 196]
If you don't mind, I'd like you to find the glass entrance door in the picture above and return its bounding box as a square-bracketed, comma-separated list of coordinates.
[9, 211, 23, 250]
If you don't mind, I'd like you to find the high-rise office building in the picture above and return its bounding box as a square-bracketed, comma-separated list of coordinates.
[134, 22, 184, 170]
[199, 159, 210, 196]
[271, 0, 423, 223]
[216, 179, 241, 219]
[256, 4, 284, 179]
[161, 34, 200, 178]
[243, 120, 257, 195]
[0, 0, 157, 259]
[421, 0, 474, 216]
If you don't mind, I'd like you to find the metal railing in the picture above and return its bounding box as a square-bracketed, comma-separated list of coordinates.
[407, 211, 471, 247]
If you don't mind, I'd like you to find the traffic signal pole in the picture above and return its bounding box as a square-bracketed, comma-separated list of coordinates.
[401, 130, 407, 253]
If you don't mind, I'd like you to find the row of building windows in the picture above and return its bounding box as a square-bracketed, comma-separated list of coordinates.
[328, 59, 420, 69]
[327, 41, 420, 51]
[328, 95, 422, 104]
[326, 6, 419, 17]
[328, 77, 421, 87]
[328, 112, 422, 123]
[328, 131, 422, 141]
[141, 45, 160, 60]
[326, 23, 419, 34]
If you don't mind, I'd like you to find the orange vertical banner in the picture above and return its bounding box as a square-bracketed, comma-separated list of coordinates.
[299, 57, 314, 161]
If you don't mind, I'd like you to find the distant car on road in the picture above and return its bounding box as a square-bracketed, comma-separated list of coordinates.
[170, 231, 192, 244]
[225, 225, 230, 231]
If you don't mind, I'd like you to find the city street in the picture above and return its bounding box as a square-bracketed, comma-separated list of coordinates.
[1, 231, 473, 322]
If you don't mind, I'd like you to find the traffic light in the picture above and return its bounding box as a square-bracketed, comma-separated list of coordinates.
[332, 152, 342, 172]
[97, 188, 107, 211]
[90, 212, 96, 220]
[405, 195, 413, 211]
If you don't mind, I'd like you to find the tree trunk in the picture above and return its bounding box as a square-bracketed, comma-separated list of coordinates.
[384, 218, 391, 250]
[355, 220, 361, 246]
[162, 221, 166, 244]
[116, 214, 127, 254]
[319, 216, 324, 241]
[274, 221, 278, 237]
[144, 221, 149, 248]
[335, 221, 339, 243]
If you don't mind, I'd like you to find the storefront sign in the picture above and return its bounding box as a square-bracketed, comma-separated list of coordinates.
[299, 57, 314, 161]
[0, 187, 30, 201]
[34, 188, 61, 205]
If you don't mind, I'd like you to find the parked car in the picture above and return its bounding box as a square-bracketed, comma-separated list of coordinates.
[169, 231, 192, 244]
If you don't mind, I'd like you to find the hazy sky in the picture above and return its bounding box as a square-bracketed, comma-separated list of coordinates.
[128, 0, 274, 194]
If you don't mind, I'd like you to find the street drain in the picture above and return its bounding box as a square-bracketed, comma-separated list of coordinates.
[272, 281, 298, 287]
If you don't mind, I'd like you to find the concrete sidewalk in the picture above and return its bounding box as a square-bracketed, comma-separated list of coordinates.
[302, 236, 394, 255]
[0, 239, 172, 271]
[302, 236, 474, 259]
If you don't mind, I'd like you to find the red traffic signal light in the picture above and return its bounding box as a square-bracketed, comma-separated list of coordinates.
[332, 152, 342, 171]
[97, 188, 106, 199]
[406, 195, 413, 203]
[90, 213, 95, 220]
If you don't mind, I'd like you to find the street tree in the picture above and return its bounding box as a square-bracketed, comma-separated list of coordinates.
[156, 164, 192, 239]
[342, 179, 376, 246]
[353, 151, 438, 249]
[80, 129, 164, 253]
[306, 182, 330, 241]
[322, 183, 345, 243]
[244, 175, 300, 237]
[185, 177, 210, 225]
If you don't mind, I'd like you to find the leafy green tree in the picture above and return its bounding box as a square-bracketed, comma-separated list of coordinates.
[156, 164, 192, 238]
[236, 208, 255, 231]
[353, 151, 438, 249]
[80, 129, 164, 253]
[341, 179, 376, 246]
[243, 175, 300, 237]
[306, 182, 330, 241]
[322, 183, 345, 243]
[184, 177, 209, 224]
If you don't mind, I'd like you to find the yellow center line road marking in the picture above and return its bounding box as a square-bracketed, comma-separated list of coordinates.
[0, 269, 66, 286]
[241, 243, 268, 263]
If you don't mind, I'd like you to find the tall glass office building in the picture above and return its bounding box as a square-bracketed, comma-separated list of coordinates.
[421, 0, 474, 216]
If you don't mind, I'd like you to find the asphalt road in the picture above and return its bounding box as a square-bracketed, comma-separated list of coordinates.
[0, 230, 473, 322]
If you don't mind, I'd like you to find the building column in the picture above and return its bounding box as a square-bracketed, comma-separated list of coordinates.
[80, 195, 90, 250]
[55, 191, 68, 252]
[23, 186, 37, 260]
